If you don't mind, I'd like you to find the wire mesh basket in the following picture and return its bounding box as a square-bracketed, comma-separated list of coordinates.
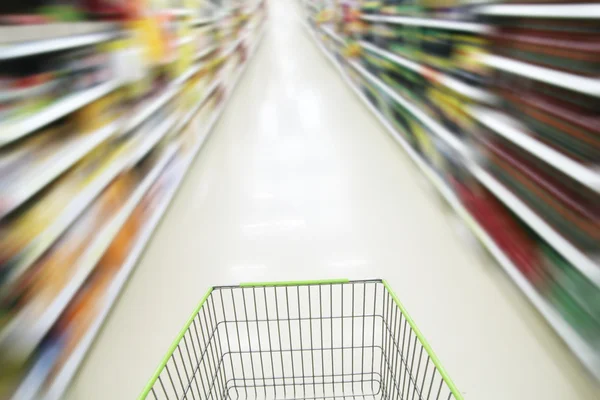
[139, 279, 463, 400]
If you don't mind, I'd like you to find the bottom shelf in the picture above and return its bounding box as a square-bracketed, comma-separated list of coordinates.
[13, 23, 266, 400]
[303, 21, 600, 381]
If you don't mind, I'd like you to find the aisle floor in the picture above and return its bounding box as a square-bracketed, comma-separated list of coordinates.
[66, 1, 598, 399]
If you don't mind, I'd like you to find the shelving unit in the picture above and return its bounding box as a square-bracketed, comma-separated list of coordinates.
[308, 27, 600, 377]
[0, 1, 267, 399]
[51, 24, 264, 400]
[301, 0, 600, 381]
[351, 42, 600, 285]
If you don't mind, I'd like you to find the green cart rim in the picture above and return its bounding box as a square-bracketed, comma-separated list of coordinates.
[138, 278, 463, 400]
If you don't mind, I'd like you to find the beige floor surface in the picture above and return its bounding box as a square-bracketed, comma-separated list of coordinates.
[65, 1, 599, 399]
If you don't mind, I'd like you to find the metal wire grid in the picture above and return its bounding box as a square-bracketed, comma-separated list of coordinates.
[143, 280, 460, 400]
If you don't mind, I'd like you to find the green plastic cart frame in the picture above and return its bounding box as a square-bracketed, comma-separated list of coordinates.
[140, 279, 463, 399]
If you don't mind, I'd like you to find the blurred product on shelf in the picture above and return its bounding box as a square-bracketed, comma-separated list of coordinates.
[301, 0, 600, 381]
[0, 0, 266, 398]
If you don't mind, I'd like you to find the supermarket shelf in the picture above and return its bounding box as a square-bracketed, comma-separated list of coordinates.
[0, 31, 118, 60]
[1, 6, 266, 400]
[221, 24, 264, 103]
[0, 80, 120, 147]
[478, 53, 600, 98]
[39, 25, 266, 400]
[359, 40, 496, 104]
[171, 78, 222, 137]
[321, 25, 345, 45]
[124, 59, 214, 135]
[130, 115, 179, 164]
[457, 209, 600, 381]
[471, 166, 600, 288]
[175, 61, 207, 86]
[0, 45, 208, 149]
[195, 43, 218, 60]
[475, 4, 600, 19]
[122, 86, 181, 135]
[2, 70, 220, 329]
[0, 22, 117, 45]
[346, 56, 469, 158]
[127, 60, 210, 135]
[470, 106, 600, 194]
[361, 14, 489, 34]
[306, 22, 600, 382]
[0, 120, 120, 219]
[0, 79, 58, 103]
[0, 146, 178, 365]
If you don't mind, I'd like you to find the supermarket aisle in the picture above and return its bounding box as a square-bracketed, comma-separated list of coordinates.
[66, 1, 597, 399]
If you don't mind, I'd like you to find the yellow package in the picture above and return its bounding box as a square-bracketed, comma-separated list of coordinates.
[128, 17, 167, 66]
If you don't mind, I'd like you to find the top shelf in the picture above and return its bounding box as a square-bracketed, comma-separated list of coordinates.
[475, 4, 600, 19]
[0, 23, 118, 60]
[0, 31, 118, 61]
[361, 14, 489, 34]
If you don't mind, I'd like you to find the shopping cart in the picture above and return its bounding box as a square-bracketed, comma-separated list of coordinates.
[139, 279, 463, 400]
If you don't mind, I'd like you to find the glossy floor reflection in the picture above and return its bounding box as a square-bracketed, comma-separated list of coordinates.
[66, 1, 598, 399]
